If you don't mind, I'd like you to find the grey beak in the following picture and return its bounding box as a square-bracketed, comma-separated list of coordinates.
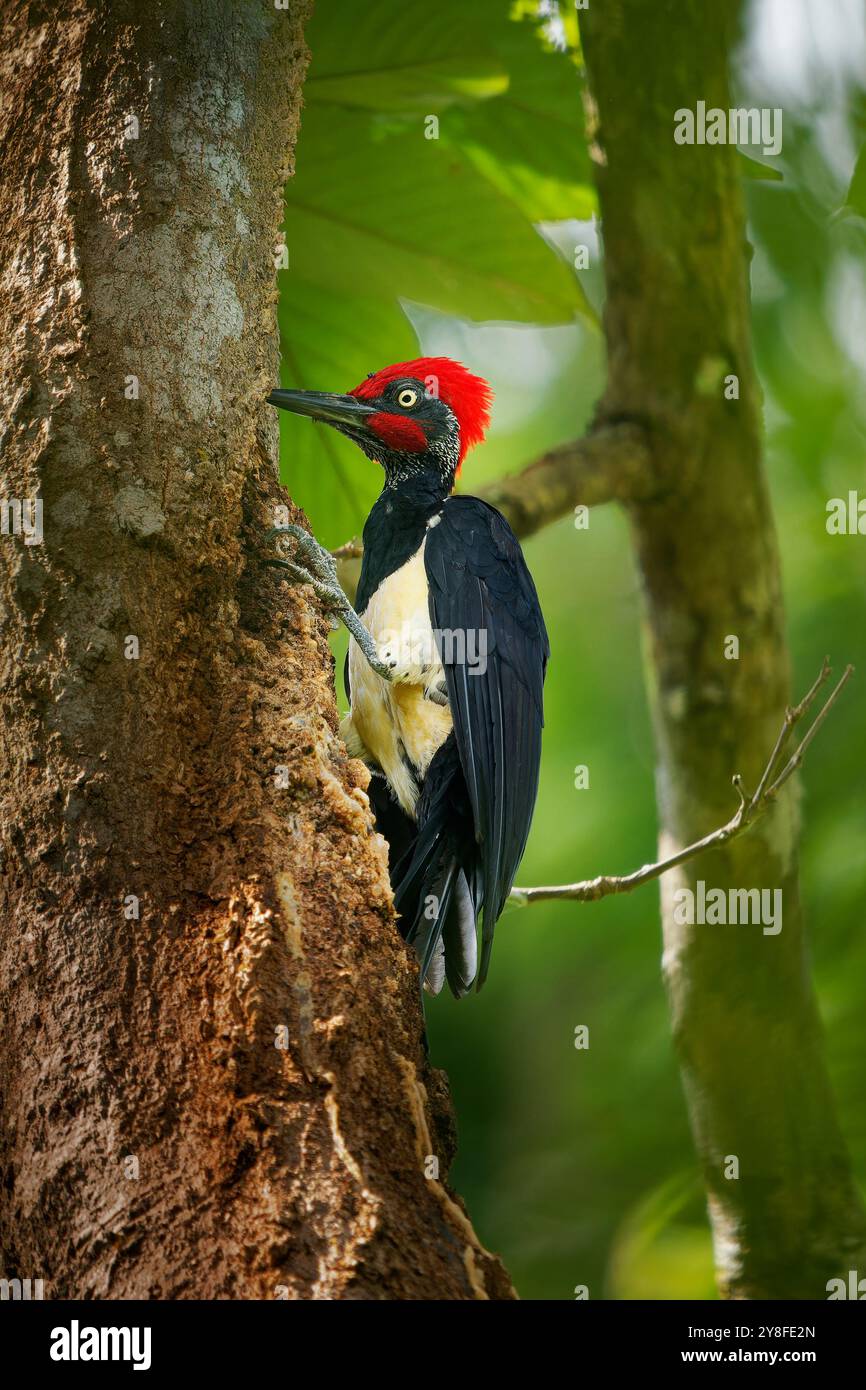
[267, 388, 377, 431]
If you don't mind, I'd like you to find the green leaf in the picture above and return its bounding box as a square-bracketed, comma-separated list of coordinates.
[307, 58, 508, 113]
[303, 0, 509, 112]
[737, 149, 784, 182]
[301, 0, 594, 222]
[443, 16, 595, 222]
[277, 280, 418, 547]
[276, 0, 597, 539]
[286, 106, 591, 325]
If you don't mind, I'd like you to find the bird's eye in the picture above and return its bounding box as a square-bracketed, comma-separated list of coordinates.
[397, 388, 418, 409]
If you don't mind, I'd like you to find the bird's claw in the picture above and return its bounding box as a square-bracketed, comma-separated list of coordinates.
[264, 524, 394, 682]
[424, 678, 449, 708]
[264, 525, 339, 594]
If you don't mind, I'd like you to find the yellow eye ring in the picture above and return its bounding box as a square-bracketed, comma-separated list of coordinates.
[397, 388, 418, 408]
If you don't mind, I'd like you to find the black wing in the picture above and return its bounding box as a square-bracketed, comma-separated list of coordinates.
[424, 496, 549, 988]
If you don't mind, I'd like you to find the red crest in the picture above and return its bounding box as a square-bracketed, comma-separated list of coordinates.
[350, 357, 493, 471]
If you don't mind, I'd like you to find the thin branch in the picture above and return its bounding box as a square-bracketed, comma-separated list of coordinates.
[510, 660, 853, 906]
[476, 421, 653, 539]
[332, 539, 363, 562]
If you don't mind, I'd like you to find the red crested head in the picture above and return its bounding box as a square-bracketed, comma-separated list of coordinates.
[267, 356, 492, 489]
[349, 356, 493, 473]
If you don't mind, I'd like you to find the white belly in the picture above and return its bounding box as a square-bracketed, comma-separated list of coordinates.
[342, 539, 452, 818]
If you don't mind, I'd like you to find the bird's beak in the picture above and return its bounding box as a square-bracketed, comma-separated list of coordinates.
[267, 388, 376, 432]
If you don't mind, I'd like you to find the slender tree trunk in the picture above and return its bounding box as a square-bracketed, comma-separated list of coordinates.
[0, 0, 512, 1300]
[581, 0, 866, 1297]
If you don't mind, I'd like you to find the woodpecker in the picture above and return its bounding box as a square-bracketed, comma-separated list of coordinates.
[268, 358, 549, 996]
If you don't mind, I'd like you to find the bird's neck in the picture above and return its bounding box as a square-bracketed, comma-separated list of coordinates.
[356, 475, 450, 612]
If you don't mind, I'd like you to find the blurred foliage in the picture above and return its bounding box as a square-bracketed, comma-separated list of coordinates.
[277, 0, 595, 544]
[278, 0, 866, 1299]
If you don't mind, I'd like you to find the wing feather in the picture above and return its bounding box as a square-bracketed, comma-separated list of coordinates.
[425, 496, 548, 988]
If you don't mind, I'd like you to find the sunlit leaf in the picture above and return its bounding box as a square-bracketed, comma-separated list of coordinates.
[286, 105, 590, 325]
[307, 59, 508, 112]
[443, 15, 595, 222]
[303, 0, 509, 111]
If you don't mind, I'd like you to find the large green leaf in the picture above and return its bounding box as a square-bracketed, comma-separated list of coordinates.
[303, 2, 594, 221]
[303, 1, 509, 111]
[443, 16, 596, 222]
[277, 0, 597, 534]
[277, 280, 418, 547]
[286, 106, 589, 325]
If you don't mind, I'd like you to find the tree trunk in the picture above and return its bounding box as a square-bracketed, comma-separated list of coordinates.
[581, 0, 866, 1298]
[0, 0, 512, 1301]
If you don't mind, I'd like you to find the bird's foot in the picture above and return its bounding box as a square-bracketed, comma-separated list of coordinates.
[372, 634, 450, 708]
[423, 675, 449, 708]
[263, 524, 393, 681]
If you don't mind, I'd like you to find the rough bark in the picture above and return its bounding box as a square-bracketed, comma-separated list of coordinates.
[581, 0, 866, 1297]
[0, 0, 512, 1300]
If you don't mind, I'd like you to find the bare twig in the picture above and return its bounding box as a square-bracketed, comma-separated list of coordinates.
[510, 660, 853, 906]
[331, 539, 363, 562]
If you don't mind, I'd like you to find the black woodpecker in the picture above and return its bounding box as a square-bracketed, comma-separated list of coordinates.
[268, 357, 549, 996]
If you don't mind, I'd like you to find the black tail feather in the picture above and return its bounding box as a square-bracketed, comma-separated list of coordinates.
[392, 735, 480, 997]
